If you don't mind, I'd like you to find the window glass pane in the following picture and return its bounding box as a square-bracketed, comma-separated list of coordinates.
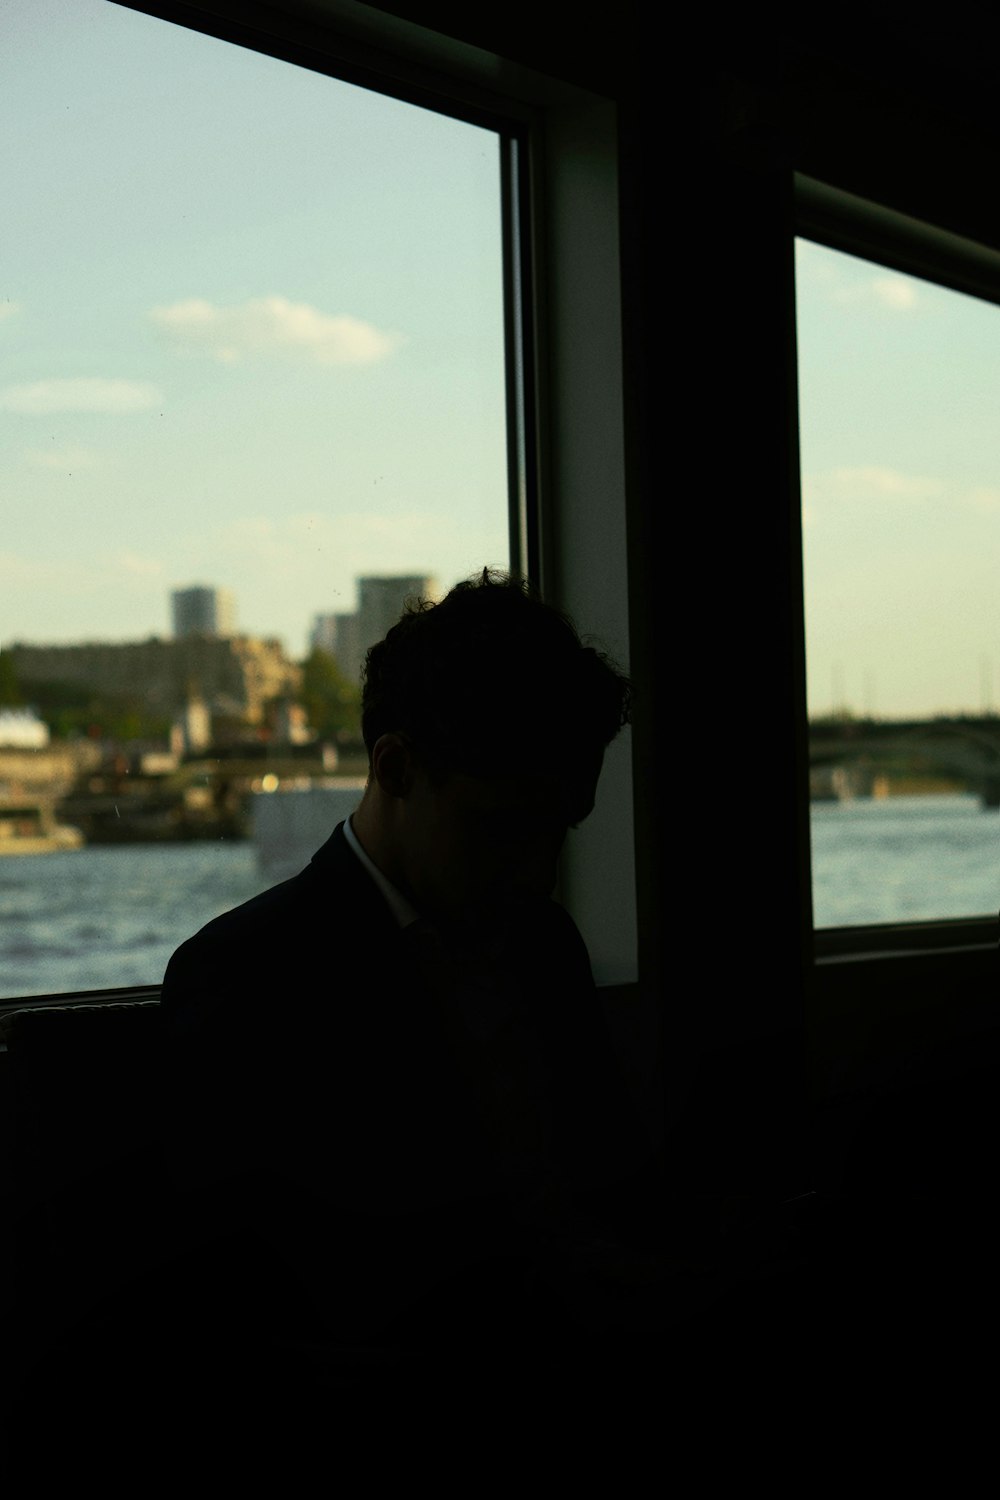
[0, 0, 509, 997]
[796, 236, 1000, 928]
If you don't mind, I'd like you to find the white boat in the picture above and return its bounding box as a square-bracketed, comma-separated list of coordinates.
[251, 778, 368, 882]
[0, 803, 85, 854]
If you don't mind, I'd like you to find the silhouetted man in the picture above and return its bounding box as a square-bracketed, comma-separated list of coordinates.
[155, 572, 799, 1432]
[153, 581, 667, 1375]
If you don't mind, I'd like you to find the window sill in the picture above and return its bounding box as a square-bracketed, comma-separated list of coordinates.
[813, 917, 998, 964]
[0, 985, 161, 1023]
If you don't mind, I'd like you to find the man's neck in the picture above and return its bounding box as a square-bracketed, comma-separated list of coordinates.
[344, 812, 418, 929]
[350, 790, 409, 898]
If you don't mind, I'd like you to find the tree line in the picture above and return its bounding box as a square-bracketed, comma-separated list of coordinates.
[0, 647, 361, 745]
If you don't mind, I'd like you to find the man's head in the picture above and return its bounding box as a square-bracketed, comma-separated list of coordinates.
[352, 570, 631, 933]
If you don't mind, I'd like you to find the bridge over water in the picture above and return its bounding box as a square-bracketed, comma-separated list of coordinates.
[809, 716, 1000, 807]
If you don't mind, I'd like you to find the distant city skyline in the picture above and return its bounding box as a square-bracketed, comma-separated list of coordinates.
[5, 571, 445, 671]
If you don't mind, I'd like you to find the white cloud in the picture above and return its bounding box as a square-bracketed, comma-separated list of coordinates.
[0, 551, 62, 587]
[830, 276, 919, 311]
[0, 550, 166, 616]
[802, 468, 1000, 520]
[811, 466, 946, 502]
[210, 510, 422, 570]
[186, 510, 449, 602]
[23, 445, 100, 471]
[871, 276, 918, 309]
[149, 296, 402, 365]
[838, 465, 942, 498]
[0, 379, 161, 414]
[115, 551, 163, 578]
[963, 485, 1000, 514]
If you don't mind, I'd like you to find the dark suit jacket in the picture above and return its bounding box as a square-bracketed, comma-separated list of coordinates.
[157, 821, 661, 1357]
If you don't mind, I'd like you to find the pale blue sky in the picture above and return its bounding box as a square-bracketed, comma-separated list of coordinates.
[1, 0, 508, 660]
[8, 7, 997, 720]
[797, 237, 1000, 720]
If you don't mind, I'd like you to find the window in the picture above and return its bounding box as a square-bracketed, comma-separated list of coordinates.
[796, 174, 1000, 948]
[0, 0, 636, 999]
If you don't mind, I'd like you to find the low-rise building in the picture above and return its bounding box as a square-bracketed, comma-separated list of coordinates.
[9, 635, 301, 729]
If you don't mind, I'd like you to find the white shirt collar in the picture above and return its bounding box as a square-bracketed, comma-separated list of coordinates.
[343, 814, 420, 929]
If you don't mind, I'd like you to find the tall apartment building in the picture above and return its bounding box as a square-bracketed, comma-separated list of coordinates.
[311, 577, 438, 686]
[308, 610, 362, 686]
[358, 576, 436, 652]
[332, 612, 363, 686]
[309, 614, 338, 656]
[172, 585, 237, 639]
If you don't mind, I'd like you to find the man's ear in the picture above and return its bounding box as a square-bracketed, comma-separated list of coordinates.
[370, 733, 416, 798]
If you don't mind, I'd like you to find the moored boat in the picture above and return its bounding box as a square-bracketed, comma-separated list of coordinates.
[0, 803, 85, 854]
[251, 778, 367, 881]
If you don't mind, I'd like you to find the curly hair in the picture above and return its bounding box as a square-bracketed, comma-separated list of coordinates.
[361, 569, 631, 780]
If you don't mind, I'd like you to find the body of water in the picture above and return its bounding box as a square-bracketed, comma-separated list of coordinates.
[810, 792, 1000, 927]
[0, 840, 275, 1000]
[2, 793, 999, 999]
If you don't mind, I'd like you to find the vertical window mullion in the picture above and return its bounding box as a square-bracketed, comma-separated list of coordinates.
[500, 131, 541, 589]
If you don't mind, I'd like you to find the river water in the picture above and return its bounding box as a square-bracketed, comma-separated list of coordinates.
[2, 793, 999, 1000]
[810, 792, 1000, 928]
[0, 840, 273, 1001]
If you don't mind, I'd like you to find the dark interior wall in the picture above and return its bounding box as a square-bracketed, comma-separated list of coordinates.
[676, 12, 1000, 1189]
[354, 0, 640, 96]
[354, 3, 1000, 1189]
[353, 4, 817, 1186]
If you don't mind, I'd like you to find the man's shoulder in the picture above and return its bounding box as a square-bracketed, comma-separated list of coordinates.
[162, 821, 395, 995]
